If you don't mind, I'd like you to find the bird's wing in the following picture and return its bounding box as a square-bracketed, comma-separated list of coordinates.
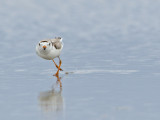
[50, 37, 63, 49]
[53, 42, 62, 49]
[50, 37, 62, 43]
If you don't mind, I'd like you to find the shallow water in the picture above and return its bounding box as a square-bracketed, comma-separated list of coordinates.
[1, 0, 160, 120]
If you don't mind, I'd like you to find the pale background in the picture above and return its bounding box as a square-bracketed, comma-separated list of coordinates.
[0, 0, 160, 120]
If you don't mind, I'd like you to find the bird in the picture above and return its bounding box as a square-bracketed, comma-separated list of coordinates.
[36, 37, 63, 76]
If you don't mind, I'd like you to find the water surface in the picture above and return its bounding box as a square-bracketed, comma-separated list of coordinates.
[0, 0, 160, 120]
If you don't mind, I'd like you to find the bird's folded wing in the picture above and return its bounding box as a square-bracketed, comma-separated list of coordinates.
[53, 42, 62, 49]
[49, 37, 63, 49]
[50, 37, 62, 43]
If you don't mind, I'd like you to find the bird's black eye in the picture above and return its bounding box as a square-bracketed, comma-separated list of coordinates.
[39, 43, 40, 46]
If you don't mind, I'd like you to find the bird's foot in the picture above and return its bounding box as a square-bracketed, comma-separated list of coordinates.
[59, 68, 63, 71]
[53, 72, 59, 77]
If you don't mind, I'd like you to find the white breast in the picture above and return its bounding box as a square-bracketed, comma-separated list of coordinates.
[36, 44, 63, 60]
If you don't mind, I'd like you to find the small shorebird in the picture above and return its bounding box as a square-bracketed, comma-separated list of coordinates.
[36, 37, 63, 76]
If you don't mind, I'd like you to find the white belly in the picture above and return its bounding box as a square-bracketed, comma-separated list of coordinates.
[36, 46, 63, 60]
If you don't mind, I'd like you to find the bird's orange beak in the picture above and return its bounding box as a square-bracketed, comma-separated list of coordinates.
[43, 45, 47, 49]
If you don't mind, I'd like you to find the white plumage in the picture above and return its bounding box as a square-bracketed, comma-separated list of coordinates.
[36, 37, 63, 76]
[36, 37, 63, 60]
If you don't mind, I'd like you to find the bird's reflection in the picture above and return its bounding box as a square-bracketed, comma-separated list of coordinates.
[38, 75, 64, 113]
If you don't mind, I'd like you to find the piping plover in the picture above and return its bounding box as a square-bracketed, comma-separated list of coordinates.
[36, 37, 63, 76]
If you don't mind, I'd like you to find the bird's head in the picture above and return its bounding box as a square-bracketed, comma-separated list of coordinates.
[37, 40, 52, 54]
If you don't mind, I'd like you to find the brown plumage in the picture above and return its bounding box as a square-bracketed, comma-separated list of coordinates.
[50, 37, 62, 49]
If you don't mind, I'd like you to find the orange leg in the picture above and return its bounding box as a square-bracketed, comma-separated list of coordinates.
[56, 76, 62, 88]
[52, 59, 63, 71]
[53, 57, 62, 77]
